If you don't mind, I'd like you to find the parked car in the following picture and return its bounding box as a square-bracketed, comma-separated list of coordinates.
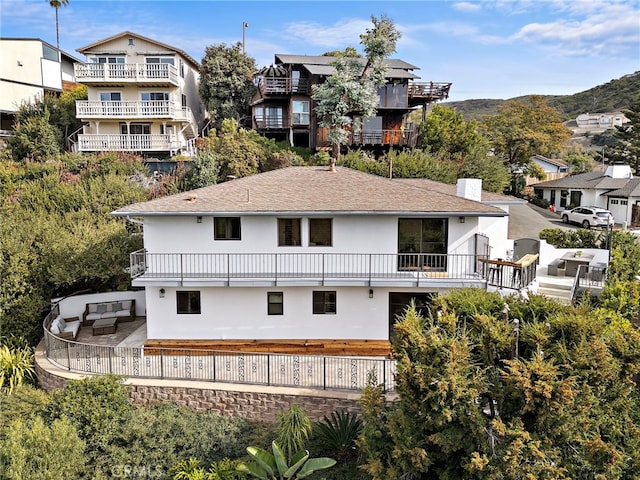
[561, 206, 614, 229]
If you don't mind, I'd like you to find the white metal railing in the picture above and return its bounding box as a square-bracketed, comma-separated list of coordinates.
[77, 134, 178, 152]
[76, 101, 192, 121]
[74, 63, 179, 84]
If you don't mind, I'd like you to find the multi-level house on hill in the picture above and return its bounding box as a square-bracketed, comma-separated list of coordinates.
[73, 32, 207, 157]
[251, 54, 451, 151]
[113, 166, 517, 356]
[0, 38, 79, 136]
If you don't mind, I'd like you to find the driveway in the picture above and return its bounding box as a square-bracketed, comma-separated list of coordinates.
[508, 202, 573, 239]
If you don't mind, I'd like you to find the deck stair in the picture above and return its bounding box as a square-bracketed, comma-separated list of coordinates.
[535, 266, 575, 305]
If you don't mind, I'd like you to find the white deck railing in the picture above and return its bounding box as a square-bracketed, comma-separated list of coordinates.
[74, 63, 179, 85]
[77, 134, 178, 152]
[76, 101, 192, 122]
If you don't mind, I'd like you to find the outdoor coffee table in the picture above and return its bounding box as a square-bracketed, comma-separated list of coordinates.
[92, 318, 117, 335]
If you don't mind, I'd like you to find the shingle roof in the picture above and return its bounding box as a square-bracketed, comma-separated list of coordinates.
[112, 167, 507, 217]
[395, 178, 524, 204]
[532, 154, 569, 168]
[274, 54, 419, 71]
[605, 178, 640, 197]
[532, 172, 630, 190]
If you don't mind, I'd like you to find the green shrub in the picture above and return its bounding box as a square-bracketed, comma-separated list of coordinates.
[0, 343, 35, 394]
[276, 405, 312, 462]
[0, 416, 85, 480]
[314, 410, 363, 461]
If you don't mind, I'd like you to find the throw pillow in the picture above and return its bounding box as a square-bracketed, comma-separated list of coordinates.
[58, 318, 67, 331]
[114, 302, 123, 312]
[89, 304, 98, 313]
[50, 321, 60, 335]
[97, 304, 107, 314]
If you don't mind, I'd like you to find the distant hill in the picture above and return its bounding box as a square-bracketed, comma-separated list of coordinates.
[443, 71, 640, 121]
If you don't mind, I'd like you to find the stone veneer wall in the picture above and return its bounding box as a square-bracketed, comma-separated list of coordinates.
[36, 348, 377, 422]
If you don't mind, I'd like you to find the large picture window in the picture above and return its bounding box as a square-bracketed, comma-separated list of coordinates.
[214, 217, 241, 240]
[177, 291, 201, 314]
[267, 292, 283, 315]
[278, 218, 301, 246]
[309, 218, 332, 246]
[313, 291, 336, 314]
[292, 101, 310, 125]
[398, 218, 448, 270]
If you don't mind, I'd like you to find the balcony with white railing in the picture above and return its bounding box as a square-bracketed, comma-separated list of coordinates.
[129, 250, 492, 288]
[76, 101, 193, 122]
[77, 134, 177, 152]
[74, 63, 179, 86]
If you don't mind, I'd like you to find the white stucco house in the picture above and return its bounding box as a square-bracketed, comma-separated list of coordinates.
[532, 163, 639, 226]
[576, 112, 629, 130]
[0, 37, 79, 135]
[112, 166, 516, 355]
[73, 31, 206, 157]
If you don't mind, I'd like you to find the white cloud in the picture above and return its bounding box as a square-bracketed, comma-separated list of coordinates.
[282, 18, 371, 49]
[453, 2, 482, 13]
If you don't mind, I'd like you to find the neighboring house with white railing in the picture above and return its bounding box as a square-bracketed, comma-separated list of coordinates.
[0, 38, 79, 135]
[111, 166, 520, 356]
[73, 31, 207, 157]
[575, 112, 628, 130]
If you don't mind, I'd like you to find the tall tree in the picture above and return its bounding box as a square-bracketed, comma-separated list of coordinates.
[481, 95, 572, 172]
[48, 0, 68, 53]
[312, 15, 400, 167]
[607, 95, 640, 174]
[199, 42, 256, 129]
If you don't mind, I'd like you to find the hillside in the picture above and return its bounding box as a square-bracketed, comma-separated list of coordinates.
[444, 71, 640, 121]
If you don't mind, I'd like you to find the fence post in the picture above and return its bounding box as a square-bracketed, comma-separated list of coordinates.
[323, 357, 327, 390]
[109, 348, 113, 374]
[267, 353, 271, 386]
[66, 342, 71, 371]
[160, 350, 164, 379]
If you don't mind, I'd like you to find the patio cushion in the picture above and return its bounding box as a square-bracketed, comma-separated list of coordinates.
[85, 312, 101, 322]
[88, 303, 98, 313]
[114, 302, 123, 312]
[101, 312, 116, 319]
[50, 319, 60, 335]
[58, 318, 67, 331]
[115, 310, 130, 317]
[121, 300, 132, 310]
[97, 304, 107, 314]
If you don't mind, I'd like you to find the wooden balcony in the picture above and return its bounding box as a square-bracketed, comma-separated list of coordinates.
[77, 134, 178, 152]
[407, 82, 452, 106]
[129, 250, 490, 288]
[77, 101, 193, 122]
[74, 63, 179, 86]
[351, 129, 417, 147]
[257, 77, 310, 96]
[254, 114, 291, 129]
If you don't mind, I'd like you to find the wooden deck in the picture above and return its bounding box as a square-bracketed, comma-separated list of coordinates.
[144, 339, 392, 357]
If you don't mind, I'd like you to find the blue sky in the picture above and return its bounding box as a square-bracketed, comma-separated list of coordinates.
[2, 0, 639, 101]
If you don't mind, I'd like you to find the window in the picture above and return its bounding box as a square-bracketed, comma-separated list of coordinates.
[309, 218, 332, 246]
[145, 57, 175, 65]
[214, 217, 241, 240]
[182, 94, 187, 108]
[177, 291, 201, 314]
[292, 101, 310, 125]
[267, 292, 283, 315]
[100, 92, 121, 101]
[128, 38, 135, 46]
[398, 218, 448, 270]
[91, 56, 125, 64]
[313, 291, 336, 314]
[278, 218, 301, 246]
[42, 44, 58, 62]
[141, 92, 169, 101]
[180, 60, 185, 78]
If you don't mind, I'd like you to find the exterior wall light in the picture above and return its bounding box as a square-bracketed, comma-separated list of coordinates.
[159, 288, 165, 298]
[197, 216, 202, 223]
[459, 216, 465, 223]
[369, 288, 374, 298]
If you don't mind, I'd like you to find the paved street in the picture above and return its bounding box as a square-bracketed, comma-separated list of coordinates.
[508, 202, 573, 240]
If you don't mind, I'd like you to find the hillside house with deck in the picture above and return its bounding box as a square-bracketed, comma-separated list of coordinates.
[251, 54, 451, 152]
[73, 32, 206, 156]
[113, 166, 515, 356]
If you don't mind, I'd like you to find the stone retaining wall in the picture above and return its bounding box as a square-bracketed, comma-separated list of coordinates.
[36, 344, 378, 422]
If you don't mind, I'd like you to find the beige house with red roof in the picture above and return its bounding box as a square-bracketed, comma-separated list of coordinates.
[73, 32, 206, 156]
[113, 166, 516, 354]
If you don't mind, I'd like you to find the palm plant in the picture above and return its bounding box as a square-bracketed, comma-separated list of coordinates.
[314, 410, 363, 461]
[237, 441, 336, 480]
[48, 0, 69, 52]
[275, 405, 312, 462]
[0, 344, 35, 394]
